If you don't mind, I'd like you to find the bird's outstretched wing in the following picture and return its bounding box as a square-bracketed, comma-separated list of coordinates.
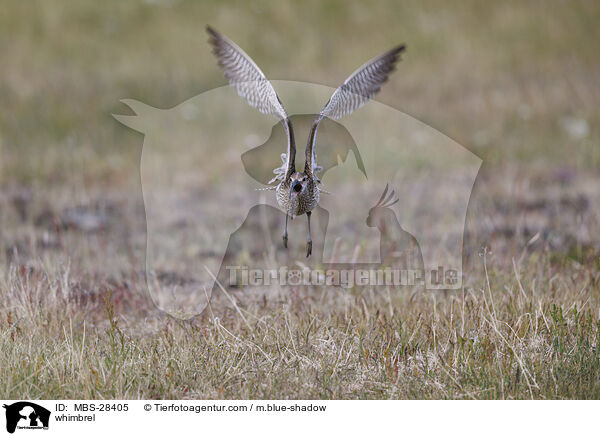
[305, 45, 405, 176]
[207, 26, 296, 181]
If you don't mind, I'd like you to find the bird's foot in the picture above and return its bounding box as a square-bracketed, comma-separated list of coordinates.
[282, 234, 288, 249]
[306, 240, 312, 257]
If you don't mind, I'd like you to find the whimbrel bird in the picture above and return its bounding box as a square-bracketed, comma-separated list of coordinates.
[207, 26, 405, 257]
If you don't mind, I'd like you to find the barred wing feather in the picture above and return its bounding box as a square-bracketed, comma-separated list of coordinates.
[305, 45, 405, 176]
[207, 26, 296, 181]
[321, 45, 405, 120]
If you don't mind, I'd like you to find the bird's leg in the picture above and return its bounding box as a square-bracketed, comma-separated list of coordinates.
[283, 212, 289, 248]
[306, 211, 312, 257]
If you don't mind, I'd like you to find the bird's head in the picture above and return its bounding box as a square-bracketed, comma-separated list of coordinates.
[288, 172, 309, 218]
[289, 172, 309, 196]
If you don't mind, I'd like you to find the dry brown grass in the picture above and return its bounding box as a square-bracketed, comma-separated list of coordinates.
[1, 245, 598, 399]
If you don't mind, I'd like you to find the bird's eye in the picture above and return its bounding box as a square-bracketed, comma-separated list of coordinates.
[302, 176, 308, 181]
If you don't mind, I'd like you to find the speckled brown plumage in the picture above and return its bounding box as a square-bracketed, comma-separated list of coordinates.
[276, 174, 320, 217]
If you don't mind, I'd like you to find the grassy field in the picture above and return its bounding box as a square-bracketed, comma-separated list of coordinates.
[1, 0, 599, 399]
[1, 254, 599, 399]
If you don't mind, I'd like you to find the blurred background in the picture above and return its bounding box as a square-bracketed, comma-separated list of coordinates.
[1, 0, 599, 400]
[0, 0, 598, 287]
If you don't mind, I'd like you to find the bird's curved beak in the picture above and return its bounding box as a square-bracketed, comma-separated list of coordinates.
[288, 181, 300, 220]
[290, 180, 301, 196]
